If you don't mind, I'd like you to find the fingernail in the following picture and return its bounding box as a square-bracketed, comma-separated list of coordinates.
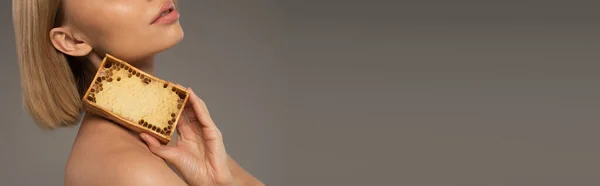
[139, 134, 148, 143]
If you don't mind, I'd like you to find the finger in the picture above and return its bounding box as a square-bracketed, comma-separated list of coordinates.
[184, 102, 203, 133]
[184, 99, 199, 124]
[176, 84, 200, 126]
[176, 112, 201, 142]
[175, 112, 189, 140]
[185, 89, 228, 168]
[188, 88, 225, 143]
[140, 133, 179, 160]
[188, 88, 217, 129]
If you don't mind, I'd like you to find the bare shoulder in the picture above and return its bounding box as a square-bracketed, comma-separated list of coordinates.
[65, 116, 187, 186]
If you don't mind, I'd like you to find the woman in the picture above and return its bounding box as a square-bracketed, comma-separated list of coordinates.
[12, 0, 264, 185]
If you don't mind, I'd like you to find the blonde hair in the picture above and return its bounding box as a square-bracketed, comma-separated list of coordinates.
[12, 0, 91, 129]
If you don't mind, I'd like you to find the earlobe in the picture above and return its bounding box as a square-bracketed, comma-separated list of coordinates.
[49, 27, 92, 57]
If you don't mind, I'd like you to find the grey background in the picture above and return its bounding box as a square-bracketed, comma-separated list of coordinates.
[3, 0, 600, 186]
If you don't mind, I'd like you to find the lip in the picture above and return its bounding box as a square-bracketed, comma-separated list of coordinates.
[151, 1, 180, 24]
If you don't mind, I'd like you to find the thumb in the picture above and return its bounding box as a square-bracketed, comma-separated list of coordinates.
[140, 133, 179, 160]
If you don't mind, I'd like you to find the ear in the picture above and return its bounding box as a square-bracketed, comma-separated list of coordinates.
[49, 27, 92, 57]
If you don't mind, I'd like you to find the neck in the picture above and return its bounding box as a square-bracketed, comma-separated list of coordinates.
[87, 52, 156, 75]
[131, 56, 156, 75]
[79, 53, 157, 142]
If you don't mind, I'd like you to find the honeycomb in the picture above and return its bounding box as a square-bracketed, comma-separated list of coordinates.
[82, 54, 189, 144]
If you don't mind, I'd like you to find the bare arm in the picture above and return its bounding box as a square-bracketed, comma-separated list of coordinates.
[140, 88, 265, 186]
[114, 153, 263, 186]
[228, 155, 265, 186]
[115, 153, 263, 186]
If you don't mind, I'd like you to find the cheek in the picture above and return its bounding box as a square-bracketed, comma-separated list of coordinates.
[81, 5, 152, 57]
[68, 1, 183, 62]
[96, 5, 146, 38]
[70, 2, 140, 33]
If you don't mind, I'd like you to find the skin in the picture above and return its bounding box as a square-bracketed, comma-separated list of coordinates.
[49, 0, 264, 185]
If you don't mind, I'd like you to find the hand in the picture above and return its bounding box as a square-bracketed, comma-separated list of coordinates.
[139, 88, 234, 186]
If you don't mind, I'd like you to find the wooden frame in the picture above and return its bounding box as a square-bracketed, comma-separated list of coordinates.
[81, 54, 190, 144]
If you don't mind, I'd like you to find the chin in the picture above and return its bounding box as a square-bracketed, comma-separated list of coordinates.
[107, 25, 184, 63]
[153, 25, 185, 54]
